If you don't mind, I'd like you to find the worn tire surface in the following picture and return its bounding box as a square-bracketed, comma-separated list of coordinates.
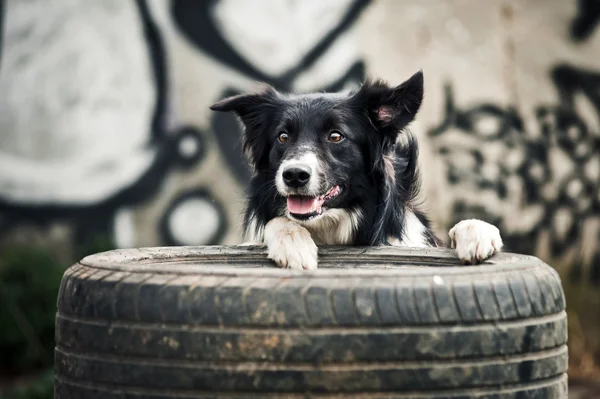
[54, 246, 568, 398]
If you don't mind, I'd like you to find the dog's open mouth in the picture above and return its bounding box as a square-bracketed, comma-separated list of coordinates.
[287, 186, 342, 220]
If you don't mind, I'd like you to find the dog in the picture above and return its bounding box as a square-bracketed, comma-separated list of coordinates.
[210, 71, 503, 270]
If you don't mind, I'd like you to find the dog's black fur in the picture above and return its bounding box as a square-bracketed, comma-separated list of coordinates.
[210, 71, 442, 248]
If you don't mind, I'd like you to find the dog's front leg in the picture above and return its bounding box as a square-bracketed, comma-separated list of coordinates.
[264, 217, 318, 270]
[449, 219, 503, 265]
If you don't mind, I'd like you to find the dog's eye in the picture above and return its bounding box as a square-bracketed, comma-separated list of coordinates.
[327, 131, 344, 143]
[278, 132, 289, 143]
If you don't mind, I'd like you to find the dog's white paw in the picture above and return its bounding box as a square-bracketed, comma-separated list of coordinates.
[264, 217, 318, 270]
[448, 219, 503, 265]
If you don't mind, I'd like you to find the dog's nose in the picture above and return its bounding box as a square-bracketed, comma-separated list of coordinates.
[282, 166, 311, 188]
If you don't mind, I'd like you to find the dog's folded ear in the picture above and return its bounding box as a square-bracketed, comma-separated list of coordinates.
[210, 86, 279, 167]
[354, 70, 424, 133]
[210, 86, 279, 129]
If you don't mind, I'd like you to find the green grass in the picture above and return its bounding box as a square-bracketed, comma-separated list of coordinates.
[0, 368, 54, 399]
[0, 236, 115, 398]
[0, 246, 64, 371]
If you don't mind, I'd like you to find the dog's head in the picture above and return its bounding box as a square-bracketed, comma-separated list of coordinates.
[210, 71, 424, 222]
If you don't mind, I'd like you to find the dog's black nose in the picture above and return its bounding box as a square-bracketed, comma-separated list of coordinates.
[282, 166, 311, 188]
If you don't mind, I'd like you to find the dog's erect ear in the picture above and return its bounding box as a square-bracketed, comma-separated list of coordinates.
[210, 86, 279, 167]
[355, 71, 424, 132]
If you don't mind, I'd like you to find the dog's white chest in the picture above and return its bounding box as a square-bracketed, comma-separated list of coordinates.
[299, 209, 362, 245]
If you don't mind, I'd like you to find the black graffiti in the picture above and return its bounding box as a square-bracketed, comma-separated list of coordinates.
[429, 64, 600, 283]
[552, 64, 600, 122]
[570, 0, 600, 42]
[430, 86, 524, 143]
[0, 1, 210, 249]
[136, 0, 168, 143]
[171, 0, 370, 91]
[0, 125, 208, 248]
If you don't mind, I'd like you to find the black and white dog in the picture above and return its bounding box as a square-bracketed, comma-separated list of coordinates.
[210, 71, 503, 269]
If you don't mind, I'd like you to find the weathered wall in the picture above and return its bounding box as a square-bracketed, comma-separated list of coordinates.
[0, 0, 599, 371]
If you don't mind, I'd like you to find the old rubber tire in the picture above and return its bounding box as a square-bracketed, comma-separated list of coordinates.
[54, 246, 568, 398]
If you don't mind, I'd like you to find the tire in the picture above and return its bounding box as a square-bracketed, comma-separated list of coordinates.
[54, 246, 568, 398]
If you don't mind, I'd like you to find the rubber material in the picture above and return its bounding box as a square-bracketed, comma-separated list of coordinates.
[54, 246, 569, 398]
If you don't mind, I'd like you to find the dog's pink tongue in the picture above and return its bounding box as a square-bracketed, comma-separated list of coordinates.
[287, 196, 318, 214]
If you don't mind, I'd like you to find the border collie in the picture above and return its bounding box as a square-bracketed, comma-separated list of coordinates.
[210, 71, 503, 270]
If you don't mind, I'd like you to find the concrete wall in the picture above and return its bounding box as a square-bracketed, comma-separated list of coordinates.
[0, 0, 599, 369]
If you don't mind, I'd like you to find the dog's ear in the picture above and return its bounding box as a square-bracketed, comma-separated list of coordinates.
[210, 86, 279, 167]
[354, 71, 424, 133]
[210, 86, 279, 129]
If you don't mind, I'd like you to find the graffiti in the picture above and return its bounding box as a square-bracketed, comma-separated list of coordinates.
[136, 0, 168, 144]
[160, 188, 227, 246]
[429, 64, 600, 283]
[551, 64, 600, 119]
[172, 0, 370, 91]
[0, 0, 220, 249]
[570, 0, 600, 42]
